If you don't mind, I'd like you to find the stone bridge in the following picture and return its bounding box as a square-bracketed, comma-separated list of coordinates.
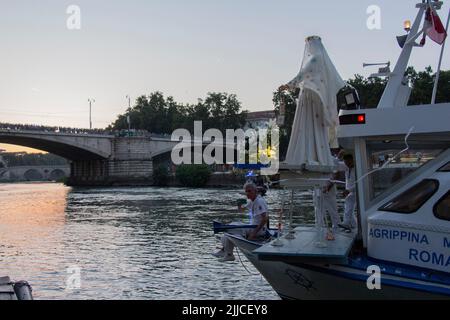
[0, 129, 235, 186]
[0, 165, 70, 182]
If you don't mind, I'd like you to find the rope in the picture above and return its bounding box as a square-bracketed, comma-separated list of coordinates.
[269, 177, 345, 186]
[235, 247, 259, 276]
[349, 126, 415, 189]
[267, 126, 415, 190]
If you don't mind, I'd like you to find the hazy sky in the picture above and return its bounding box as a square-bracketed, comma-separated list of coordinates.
[0, 0, 449, 133]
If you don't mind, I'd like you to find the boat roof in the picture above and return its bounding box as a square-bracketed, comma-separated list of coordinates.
[338, 103, 450, 140]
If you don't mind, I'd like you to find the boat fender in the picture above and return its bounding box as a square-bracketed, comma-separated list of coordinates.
[13, 281, 33, 300]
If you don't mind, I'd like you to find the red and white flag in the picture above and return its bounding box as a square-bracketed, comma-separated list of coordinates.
[421, 5, 447, 45]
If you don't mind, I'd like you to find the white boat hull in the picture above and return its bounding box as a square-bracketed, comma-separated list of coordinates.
[228, 235, 450, 300]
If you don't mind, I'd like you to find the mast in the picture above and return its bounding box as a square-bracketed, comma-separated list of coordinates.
[377, 2, 432, 108]
[431, 7, 450, 104]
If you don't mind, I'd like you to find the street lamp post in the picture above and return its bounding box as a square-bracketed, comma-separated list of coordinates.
[126, 95, 131, 133]
[88, 98, 95, 129]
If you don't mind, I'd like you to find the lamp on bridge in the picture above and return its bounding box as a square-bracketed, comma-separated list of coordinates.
[126, 95, 132, 134]
[88, 98, 95, 130]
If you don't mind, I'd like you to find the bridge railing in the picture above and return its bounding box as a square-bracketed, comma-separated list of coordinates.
[0, 122, 238, 142]
[0, 123, 184, 141]
[0, 122, 114, 136]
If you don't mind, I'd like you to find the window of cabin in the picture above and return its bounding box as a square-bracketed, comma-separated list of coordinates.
[366, 139, 446, 202]
[379, 179, 439, 214]
[438, 162, 450, 172]
[434, 191, 450, 221]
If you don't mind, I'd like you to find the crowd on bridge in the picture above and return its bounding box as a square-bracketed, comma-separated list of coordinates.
[0, 122, 112, 135]
[0, 122, 173, 139]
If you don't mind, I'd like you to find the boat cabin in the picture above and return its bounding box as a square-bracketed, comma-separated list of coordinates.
[338, 104, 450, 273]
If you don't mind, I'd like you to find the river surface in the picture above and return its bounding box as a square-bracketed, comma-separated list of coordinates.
[0, 183, 321, 300]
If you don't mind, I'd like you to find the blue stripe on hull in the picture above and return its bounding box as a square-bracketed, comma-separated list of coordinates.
[228, 233, 450, 297]
[345, 256, 450, 287]
[288, 262, 450, 297]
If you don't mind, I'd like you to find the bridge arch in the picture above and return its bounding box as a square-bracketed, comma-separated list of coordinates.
[151, 146, 177, 159]
[151, 144, 239, 164]
[0, 169, 8, 178]
[49, 169, 66, 181]
[0, 132, 111, 160]
[24, 169, 43, 181]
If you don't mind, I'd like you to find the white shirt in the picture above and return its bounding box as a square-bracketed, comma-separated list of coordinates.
[335, 160, 355, 192]
[245, 195, 268, 230]
[335, 159, 346, 172]
[345, 166, 355, 192]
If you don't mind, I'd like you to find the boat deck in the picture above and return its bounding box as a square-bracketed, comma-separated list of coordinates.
[254, 226, 357, 264]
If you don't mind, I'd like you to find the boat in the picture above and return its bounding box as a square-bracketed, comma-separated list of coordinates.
[233, 164, 271, 196]
[0, 276, 33, 300]
[224, 1, 450, 299]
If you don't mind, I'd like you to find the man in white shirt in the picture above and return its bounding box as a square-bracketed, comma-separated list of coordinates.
[321, 155, 342, 233]
[339, 154, 357, 231]
[214, 182, 269, 262]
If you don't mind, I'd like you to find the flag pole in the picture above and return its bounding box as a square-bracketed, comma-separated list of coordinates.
[431, 7, 450, 104]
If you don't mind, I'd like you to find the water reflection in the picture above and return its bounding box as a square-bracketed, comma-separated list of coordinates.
[0, 183, 326, 300]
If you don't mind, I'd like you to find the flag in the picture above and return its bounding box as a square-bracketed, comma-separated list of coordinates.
[126, 115, 130, 125]
[422, 5, 447, 45]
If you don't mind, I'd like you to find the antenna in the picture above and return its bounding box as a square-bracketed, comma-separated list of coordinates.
[363, 61, 391, 78]
[363, 62, 390, 68]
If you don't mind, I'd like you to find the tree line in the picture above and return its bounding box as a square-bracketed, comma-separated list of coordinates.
[108, 67, 449, 159]
[273, 67, 450, 158]
[346, 67, 450, 108]
[108, 92, 248, 134]
[1, 153, 68, 167]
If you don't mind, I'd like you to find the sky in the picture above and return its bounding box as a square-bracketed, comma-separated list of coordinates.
[0, 0, 449, 152]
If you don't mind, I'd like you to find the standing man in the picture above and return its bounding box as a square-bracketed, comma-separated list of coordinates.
[320, 149, 343, 233]
[213, 182, 269, 262]
[339, 154, 357, 231]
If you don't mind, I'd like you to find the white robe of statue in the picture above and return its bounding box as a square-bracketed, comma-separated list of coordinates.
[284, 36, 346, 167]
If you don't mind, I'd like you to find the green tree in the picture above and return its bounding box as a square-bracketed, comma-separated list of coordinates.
[347, 67, 450, 108]
[274, 67, 450, 158]
[153, 164, 169, 186]
[2, 153, 67, 166]
[347, 74, 387, 108]
[273, 89, 298, 161]
[108, 91, 248, 135]
[176, 164, 211, 187]
[432, 70, 450, 104]
[203, 92, 248, 132]
[406, 66, 450, 105]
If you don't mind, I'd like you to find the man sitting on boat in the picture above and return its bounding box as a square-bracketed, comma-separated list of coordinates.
[245, 170, 268, 196]
[213, 182, 269, 262]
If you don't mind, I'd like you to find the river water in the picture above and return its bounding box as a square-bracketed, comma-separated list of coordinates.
[0, 183, 319, 300]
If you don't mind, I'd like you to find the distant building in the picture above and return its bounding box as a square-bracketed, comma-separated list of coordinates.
[244, 110, 276, 130]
